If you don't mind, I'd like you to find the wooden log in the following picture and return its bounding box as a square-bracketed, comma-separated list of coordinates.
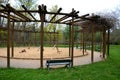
[11, 21, 14, 57]
[7, 9, 10, 68]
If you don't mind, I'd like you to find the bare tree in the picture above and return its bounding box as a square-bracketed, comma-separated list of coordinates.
[96, 8, 120, 44]
[15, 0, 38, 45]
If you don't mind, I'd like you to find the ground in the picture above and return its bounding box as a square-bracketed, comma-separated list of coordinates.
[0, 47, 103, 68]
[0, 47, 88, 59]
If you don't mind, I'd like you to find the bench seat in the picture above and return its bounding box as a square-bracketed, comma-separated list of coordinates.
[46, 59, 72, 70]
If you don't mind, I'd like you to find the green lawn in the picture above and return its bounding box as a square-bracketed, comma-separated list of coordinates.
[0, 45, 120, 80]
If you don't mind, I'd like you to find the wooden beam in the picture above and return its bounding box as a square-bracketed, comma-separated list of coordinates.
[80, 14, 89, 18]
[2, 12, 25, 21]
[0, 26, 59, 34]
[71, 9, 75, 67]
[0, 27, 7, 30]
[18, 31, 21, 46]
[55, 15, 70, 23]
[6, 4, 31, 21]
[107, 29, 110, 57]
[11, 20, 70, 25]
[69, 24, 72, 57]
[11, 21, 14, 57]
[50, 8, 62, 22]
[64, 14, 89, 24]
[0, 4, 6, 9]
[0, 13, 18, 21]
[1, 4, 79, 19]
[16, 10, 78, 17]
[82, 30, 85, 55]
[7, 9, 10, 68]
[63, 19, 83, 24]
[22, 5, 37, 20]
[0, 4, 20, 21]
[38, 5, 45, 68]
[77, 14, 96, 21]
[91, 23, 94, 63]
[103, 26, 106, 58]
[55, 10, 76, 23]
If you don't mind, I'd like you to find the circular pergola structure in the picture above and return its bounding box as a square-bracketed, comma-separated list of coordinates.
[0, 4, 111, 68]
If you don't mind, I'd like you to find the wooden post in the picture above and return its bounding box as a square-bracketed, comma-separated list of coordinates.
[80, 31, 82, 51]
[91, 23, 94, 63]
[7, 8, 10, 68]
[19, 31, 21, 46]
[40, 15, 44, 68]
[53, 28, 56, 45]
[39, 5, 45, 68]
[103, 26, 106, 58]
[100, 32, 102, 53]
[11, 21, 14, 57]
[40, 17, 44, 68]
[71, 9, 75, 67]
[35, 32, 36, 46]
[82, 30, 85, 55]
[107, 29, 110, 57]
[69, 24, 71, 57]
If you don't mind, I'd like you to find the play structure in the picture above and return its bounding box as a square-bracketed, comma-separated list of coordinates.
[0, 4, 111, 68]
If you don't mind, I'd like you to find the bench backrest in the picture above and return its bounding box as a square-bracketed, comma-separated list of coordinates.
[47, 59, 72, 63]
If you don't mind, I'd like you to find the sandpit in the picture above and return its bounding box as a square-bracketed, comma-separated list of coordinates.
[0, 47, 104, 68]
[0, 47, 88, 59]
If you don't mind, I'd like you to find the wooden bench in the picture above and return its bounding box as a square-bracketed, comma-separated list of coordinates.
[46, 59, 72, 70]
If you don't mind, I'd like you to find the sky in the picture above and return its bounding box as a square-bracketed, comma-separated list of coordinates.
[37, 0, 120, 15]
[7, 0, 120, 15]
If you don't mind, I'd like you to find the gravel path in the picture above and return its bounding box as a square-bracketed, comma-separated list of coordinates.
[0, 51, 103, 69]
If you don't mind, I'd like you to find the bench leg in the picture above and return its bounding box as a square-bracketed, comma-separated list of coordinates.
[68, 64, 71, 67]
[46, 64, 50, 70]
[65, 64, 71, 67]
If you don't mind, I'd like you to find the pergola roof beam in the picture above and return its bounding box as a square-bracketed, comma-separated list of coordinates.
[55, 10, 78, 23]
[38, 4, 47, 21]
[22, 5, 37, 20]
[6, 4, 31, 21]
[49, 8, 62, 22]
[0, 4, 6, 9]
[0, 4, 24, 21]
[12, 19, 69, 25]
[62, 14, 89, 24]
[2, 12, 25, 21]
[0, 13, 19, 21]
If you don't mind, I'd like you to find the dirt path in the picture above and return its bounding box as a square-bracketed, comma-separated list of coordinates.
[0, 50, 103, 68]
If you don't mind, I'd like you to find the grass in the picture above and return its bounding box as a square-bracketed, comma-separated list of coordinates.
[0, 45, 120, 80]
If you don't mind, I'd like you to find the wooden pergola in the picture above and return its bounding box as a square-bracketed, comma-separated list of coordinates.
[75, 15, 111, 62]
[0, 4, 110, 68]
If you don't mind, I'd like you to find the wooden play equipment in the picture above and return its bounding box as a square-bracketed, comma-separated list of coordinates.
[19, 49, 26, 53]
[0, 4, 111, 68]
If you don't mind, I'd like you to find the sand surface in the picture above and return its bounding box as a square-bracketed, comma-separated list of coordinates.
[0, 47, 88, 59]
[0, 47, 103, 68]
